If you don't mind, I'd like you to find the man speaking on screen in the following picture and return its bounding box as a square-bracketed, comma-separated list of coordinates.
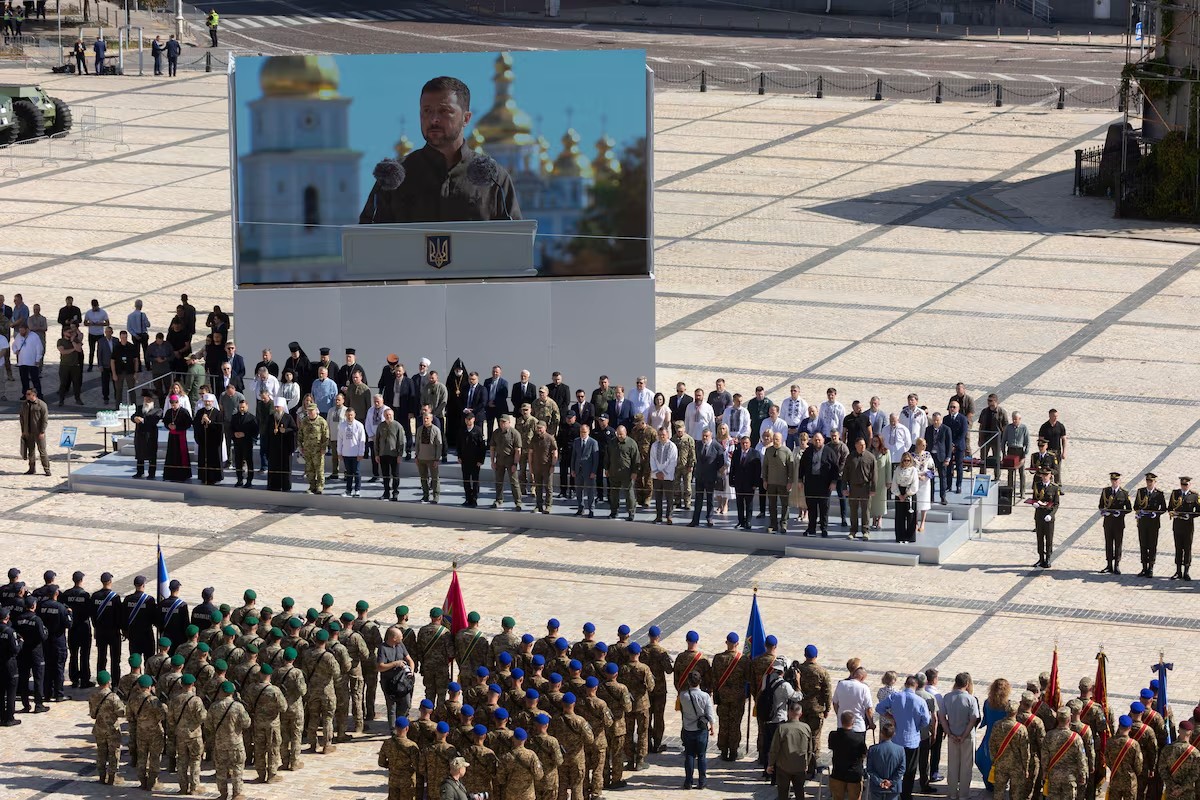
[359, 76, 522, 224]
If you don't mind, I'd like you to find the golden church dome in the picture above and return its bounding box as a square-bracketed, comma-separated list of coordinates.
[259, 56, 340, 98]
[473, 52, 535, 146]
[552, 128, 593, 178]
[592, 134, 621, 180]
[394, 134, 415, 159]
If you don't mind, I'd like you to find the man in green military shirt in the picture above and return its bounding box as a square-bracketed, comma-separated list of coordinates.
[529, 420, 558, 514]
[763, 430, 794, 534]
[298, 403, 330, 494]
[607, 426, 640, 521]
[1041, 709, 1088, 800]
[514, 404, 538, 499]
[620, 642, 655, 773]
[631, 414, 655, 508]
[531, 385, 560, 433]
[417, 608, 454, 703]
[711, 632, 749, 762]
[490, 416, 523, 510]
[1157, 720, 1199, 800]
[671, 421, 696, 512]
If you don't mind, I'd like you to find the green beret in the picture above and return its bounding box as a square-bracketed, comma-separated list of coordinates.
[220, 680, 235, 694]
[185, 625, 199, 637]
[128, 654, 143, 667]
[430, 607, 443, 618]
[260, 607, 272, 616]
[321, 593, 334, 607]
[219, 603, 231, 614]
[158, 636, 172, 647]
[213, 659, 228, 671]
[182, 674, 196, 685]
[328, 621, 342, 633]
[307, 608, 319, 620]
[171, 654, 185, 666]
[315, 629, 330, 642]
[269, 627, 283, 639]
[223, 625, 236, 636]
[288, 617, 303, 629]
[283, 647, 297, 661]
[396, 605, 409, 617]
[244, 589, 257, 601]
[97, 670, 111, 685]
[211, 611, 223, 624]
[502, 616, 516, 629]
[355, 600, 369, 612]
[245, 643, 259, 654]
[198, 642, 211, 653]
[137, 675, 154, 688]
[281, 596, 295, 609]
[260, 663, 274, 675]
[340, 611, 355, 623]
[468, 611, 481, 624]
[244, 616, 259, 626]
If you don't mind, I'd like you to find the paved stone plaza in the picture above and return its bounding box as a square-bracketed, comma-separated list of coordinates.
[1, 70, 1199, 798]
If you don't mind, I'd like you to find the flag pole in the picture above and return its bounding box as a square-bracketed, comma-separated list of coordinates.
[449, 561, 458, 683]
[746, 584, 756, 761]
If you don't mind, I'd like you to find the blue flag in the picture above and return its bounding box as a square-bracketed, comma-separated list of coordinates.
[156, 545, 171, 601]
[744, 591, 767, 697]
[1153, 658, 1174, 745]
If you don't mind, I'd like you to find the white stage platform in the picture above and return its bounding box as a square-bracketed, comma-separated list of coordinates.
[67, 430, 997, 566]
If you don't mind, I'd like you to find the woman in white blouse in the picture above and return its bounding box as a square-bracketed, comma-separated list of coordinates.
[169, 381, 192, 414]
[891, 451, 919, 543]
[714, 422, 733, 516]
[789, 431, 810, 524]
[912, 436, 936, 532]
[278, 369, 301, 416]
[649, 392, 670, 434]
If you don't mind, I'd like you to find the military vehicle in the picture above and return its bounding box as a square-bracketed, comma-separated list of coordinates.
[0, 97, 14, 147]
[0, 85, 72, 141]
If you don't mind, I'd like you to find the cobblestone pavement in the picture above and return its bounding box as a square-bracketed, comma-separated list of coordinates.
[0, 71, 1198, 799]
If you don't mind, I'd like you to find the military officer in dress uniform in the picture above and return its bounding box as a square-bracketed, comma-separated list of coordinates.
[1099, 472, 1132, 574]
[1134, 473, 1168, 578]
[1168, 476, 1197, 581]
[1032, 467, 1060, 569]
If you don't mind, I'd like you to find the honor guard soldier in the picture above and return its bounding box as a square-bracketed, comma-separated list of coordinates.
[1105, 715, 1143, 800]
[1099, 473, 1132, 574]
[1032, 467, 1060, 569]
[1134, 473, 1168, 578]
[1168, 477, 1197, 581]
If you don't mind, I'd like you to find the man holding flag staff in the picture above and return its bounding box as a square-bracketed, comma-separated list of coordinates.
[710, 631, 748, 763]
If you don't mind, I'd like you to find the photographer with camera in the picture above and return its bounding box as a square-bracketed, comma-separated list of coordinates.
[679, 669, 716, 790]
[757, 657, 802, 782]
[441, 755, 473, 800]
[378, 627, 415, 726]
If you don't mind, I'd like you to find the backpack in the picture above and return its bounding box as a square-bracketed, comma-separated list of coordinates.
[757, 675, 783, 724]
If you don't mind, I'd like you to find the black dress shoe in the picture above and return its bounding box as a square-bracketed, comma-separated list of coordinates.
[33, 705, 49, 713]
[687, 521, 698, 527]
[1099, 565, 1112, 573]
[1113, 566, 1121, 575]
[2, 719, 21, 726]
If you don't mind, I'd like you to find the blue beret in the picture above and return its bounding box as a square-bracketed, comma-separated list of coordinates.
[726, 632, 739, 644]
[555, 637, 569, 651]
[476, 666, 490, 677]
[548, 618, 560, 629]
[521, 633, 535, 644]
[1140, 689, 1154, 700]
[498, 652, 513, 665]
[535, 713, 550, 726]
[436, 721, 450, 734]
[595, 642, 608, 653]
[586, 676, 599, 688]
[647, 625, 661, 637]
[494, 708, 509, 720]
[526, 688, 540, 700]
[1119, 715, 1133, 728]
[488, 683, 502, 694]
[1150, 680, 1160, 691]
[420, 699, 434, 710]
[618, 625, 631, 636]
[583, 622, 595, 634]
[562, 692, 576, 704]
[569, 659, 582, 671]
[448, 682, 461, 692]
[473, 723, 487, 736]
[549, 673, 563, 684]
[686, 630, 699, 643]
[461, 705, 475, 717]
[1131, 702, 1146, 713]
[394, 717, 410, 729]
[513, 727, 528, 740]
[604, 663, 619, 675]
[766, 635, 778, 647]
[627, 642, 642, 655]
[512, 668, 525, 679]
[532, 655, 545, 667]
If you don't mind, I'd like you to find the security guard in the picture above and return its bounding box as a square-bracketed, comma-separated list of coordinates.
[122, 575, 156, 661]
[14, 596, 48, 713]
[1169, 477, 1197, 581]
[62, 571, 94, 688]
[1099, 472, 1132, 575]
[1032, 467, 1060, 569]
[35, 586, 70, 702]
[1134, 473, 1168, 578]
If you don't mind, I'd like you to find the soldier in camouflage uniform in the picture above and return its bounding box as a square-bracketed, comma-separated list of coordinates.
[642, 625, 673, 755]
[499, 728, 545, 800]
[1129, 702, 1159, 800]
[671, 421, 696, 511]
[797, 645, 832, 770]
[630, 414, 655, 507]
[259, 627, 283, 669]
[577, 677, 614, 799]
[711, 632, 749, 761]
[619, 642, 655, 772]
[129, 674, 166, 790]
[529, 713, 564, 800]
[201, 660, 227, 762]
[1107, 716, 1144, 800]
[1018, 691, 1048, 800]
[336, 612, 370, 735]
[353, 601, 383, 725]
[989, 700, 1030, 800]
[158, 654, 186, 702]
[324, 621, 355, 742]
[298, 403, 330, 494]
[455, 611, 492, 679]
[417, 607, 454, 703]
[532, 386, 560, 435]
[145, 636, 172, 683]
[304, 628, 341, 754]
[554, 693, 595, 800]
[423, 721, 460, 797]
[1041, 709, 1088, 800]
[170, 673, 207, 795]
[599, 662, 632, 789]
[274, 647, 306, 771]
[462, 723, 500, 797]
[116, 654, 143, 765]
[206, 680, 251, 800]
[491, 415, 524, 509]
[230, 590, 258, 627]
[176, 625, 201, 671]
[515, 405, 538, 498]
[1156, 720, 1199, 800]
[529, 420, 559, 513]
[1067, 699, 1097, 790]
[1074, 677, 1109, 800]
[488, 707, 517, 756]
[247, 664, 286, 783]
[89, 670, 125, 785]
[379, 717, 422, 800]
[492, 616, 522, 668]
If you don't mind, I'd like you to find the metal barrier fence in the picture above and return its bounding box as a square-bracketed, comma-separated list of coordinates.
[652, 63, 1124, 110]
[0, 104, 129, 177]
[1073, 144, 1106, 196]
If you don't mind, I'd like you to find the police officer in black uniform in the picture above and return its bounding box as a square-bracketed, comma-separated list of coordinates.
[13, 596, 48, 713]
[1169, 476, 1198, 581]
[122, 575, 156, 661]
[30, 570, 58, 601]
[62, 571, 94, 688]
[190, 586, 217, 633]
[158, 578, 189, 655]
[1134, 472, 1168, 578]
[1098, 472, 1132, 575]
[35, 586, 69, 702]
[91, 571, 123, 684]
[0, 606, 22, 726]
[0, 568, 24, 615]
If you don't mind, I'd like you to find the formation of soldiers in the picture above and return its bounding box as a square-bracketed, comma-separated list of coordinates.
[1096, 472, 1197, 580]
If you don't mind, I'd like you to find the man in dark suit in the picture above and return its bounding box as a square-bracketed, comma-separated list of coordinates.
[458, 410, 487, 508]
[798, 433, 840, 536]
[511, 370, 536, 414]
[944, 401, 968, 494]
[690, 429, 726, 527]
[569, 389, 594, 429]
[462, 371, 487, 420]
[668, 382, 692, 424]
[607, 386, 633, 431]
[548, 372, 570, 414]
[225, 343, 246, 381]
[924, 412, 953, 505]
[215, 362, 243, 394]
[572, 422, 602, 517]
[730, 436, 762, 531]
[483, 365, 509, 439]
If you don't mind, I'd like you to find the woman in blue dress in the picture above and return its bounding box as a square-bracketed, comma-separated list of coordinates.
[975, 678, 1011, 791]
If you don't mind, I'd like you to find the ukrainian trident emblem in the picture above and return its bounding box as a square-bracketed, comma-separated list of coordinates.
[426, 235, 451, 269]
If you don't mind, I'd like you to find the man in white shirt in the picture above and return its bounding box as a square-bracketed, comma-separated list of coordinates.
[757, 404, 788, 454]
[832, 660, 875, 733]
[650, 427, 679, 524]
[882, 414, 913, 466]
[364, 394, 387, 485]
[254, 366, 281, 403]
[338, 407, 367, 497]
[12, 323, 44, 397]
[779, 385, 806, 448]
[898, 394, 928, 449]
[82, 299, 109, 372]
[684, 387, 714, 443]
[630, 376, 654, 420]
[724, 393, 751, 440]
[818, 387, 846, 439]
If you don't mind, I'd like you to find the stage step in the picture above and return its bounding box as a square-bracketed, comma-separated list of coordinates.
[784, 546, 920, 567]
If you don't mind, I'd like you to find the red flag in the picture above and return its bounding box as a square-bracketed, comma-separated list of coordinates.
[1047, 647, 1062, 710]
[1095, 648, 1110, 768]
[442, 568, 467, 637]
